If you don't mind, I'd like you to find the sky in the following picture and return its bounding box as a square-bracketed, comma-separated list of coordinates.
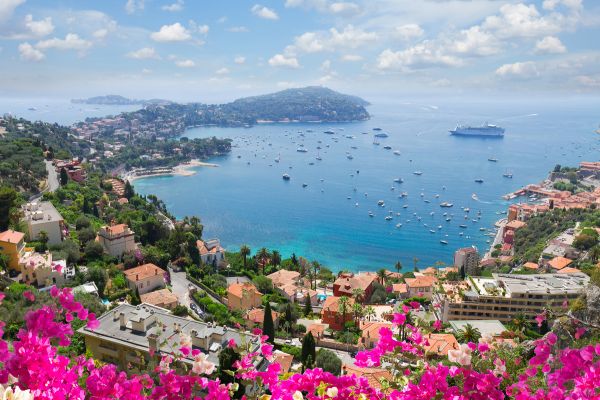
[0, 0, 600, 102]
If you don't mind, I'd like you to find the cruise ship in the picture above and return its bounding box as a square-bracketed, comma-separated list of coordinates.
[449, 123, 505, 137]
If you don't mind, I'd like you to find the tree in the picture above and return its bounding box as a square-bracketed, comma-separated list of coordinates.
[77, 227, 96, 245]
[271, 250, 281, 267]
[60, 167, 68, 185]
[301, 332, 316, 372]
[84, 241, 104, 260]
[124, 180, 135, 199]
[377, 268, 387, 285]
[456, 323, 482, 343]
[311, 260, 320, 290]
[509, 313, 531, 333]
[395, 261, 403, 276]
[92, 203, 99, 218]
[38, 230, 49, 252]
[263, 302, 275, 344]
[352, 302, 363, 324]
[352, 288, 365, 303]
[172, 305, 189, 317]
[369, 283, 387, 304]
[284, 303, 295, 333]
[253, 275, 273, 294]
[0, 186, 17, 231]
[75, 216, 91, 230]
[413, 257, 419, 272]
[590, 246, 600, 263]
[86, 265, 108, 296]
[574, 233, 598, 250]
[303, 294, 312, 317]
[240, 245, 250, 269]
[0, 254, 10, 272]
[257, 247, 270, 274]
[315, 349, 342, 375]
[364, 305, 376, 321]
[337, 296, 350, 330]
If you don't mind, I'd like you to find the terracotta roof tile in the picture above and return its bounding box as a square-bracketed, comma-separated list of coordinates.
[123, 263, 165, 281]
[0, 230, 25, 244]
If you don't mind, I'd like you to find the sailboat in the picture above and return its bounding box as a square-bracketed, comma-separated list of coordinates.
[373, 136, 380, 145]
[316, 151, 322, 161]
[502, 169, 513, 178]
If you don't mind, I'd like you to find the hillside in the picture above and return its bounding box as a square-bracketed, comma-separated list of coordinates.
[223, 86, 370, 122]
[72, 95, 171, 106]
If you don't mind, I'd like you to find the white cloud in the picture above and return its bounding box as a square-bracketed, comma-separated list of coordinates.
[175, 59, 195, 67]
[341, 54, 363, 62]
[217, 16, 227, 23]
[127, 47, 160, 59]
[227, 26, 249, 33]
[234, 56, 246, 64]
[268, 54, 300, 68]
[395, 24, 423, 41]
[288, 25, 377, 54]
[35, 33, 92, 52]
[24, 14, 54, 37]
[150, 22, 191, 42]
[216, 67, 229, 75]
[535, 35, 566, 54]
[125, 0, 145, 14]
[18, 42, 44, 61]
[251, 5, 279, 20]
[482, 3, 564, 39]
[0, 0, 24, 24]
[329, 2, 361, 16]
[496, 61, 540, 79]
[449, 26, 501, 56]
[162, 0, 184, 12]
[376, 45, 461, 71]
[141, 68, 152, 74]
[543, 0, 582, 12]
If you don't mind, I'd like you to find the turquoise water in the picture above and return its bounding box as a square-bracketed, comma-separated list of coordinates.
[130, 96, 600, 272]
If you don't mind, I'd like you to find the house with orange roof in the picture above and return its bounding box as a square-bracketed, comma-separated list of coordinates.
[558, 267, 581, 275]
[227, 282, 263, 311]
[306, 323, 327, 340]
[196, 239, 226, 267]
[321, 296, 355, 331]
[404, 275, 437, 300]
[547, 256, 573, 271]
[140, 288, 178, 310]
[360, 321, 393, 349]
[96, 223, 137, 258]
[0, 229, 26, 271]
[392, 283, 408, 298]
[423, 333, 460, 357]
[272, 351, 294, 375]
[422, 267, 437, 276]
[342, 364, 392, 391]
[333, 272, 377, 301]
[243, 308, 279, 330]
[123, 263, 166, 295]
[267, 269, 301, 288]
[523, 262, 539, 270]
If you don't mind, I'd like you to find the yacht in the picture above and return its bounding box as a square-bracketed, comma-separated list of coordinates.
[474, 179, 484, 183]
[297, 148, 308, 153]
[302, 183, 308, 188]
[393, 150, 401, 155]
[488, 158, 498, 162]
[394, 178, 404, 183]
[347, 154, 354, 160]
[282, 174, 291, 180]
[368, 211, 374, 217]
[440, 202, 454, 207]
[413, 171, 423, 175]
[383, 145, 392, 150]
[385, 216, 393, 221]
[377, 200, 385, 207]
[440, 240, 448, 245]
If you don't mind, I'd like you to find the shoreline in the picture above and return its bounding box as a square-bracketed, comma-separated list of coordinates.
[124, 159, 219, 182]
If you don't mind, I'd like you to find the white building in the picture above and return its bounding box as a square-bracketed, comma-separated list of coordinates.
[19, 250, 66, 287]
[197, 239, 226, 266]
[96, 224, 137, 258]
[21, 202, 64, 245]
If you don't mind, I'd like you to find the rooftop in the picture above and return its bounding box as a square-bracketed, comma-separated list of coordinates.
[322, 295, 355, 313]
[123, 263, 165, 281]
[267, 269, 301, 287]
[423, 333, 459, 356]
[494, 273, 589, 296]
[548, 256, 573, 270]
[0, 229, 25, 244]
[21, 201, 63, 225]
[333, 272, 377, 294]
[79, 303, 260, 366]
[449, 320, 508, 338]
[227, 282, 262, 298]
[405, 275, 437, 288]
[140, 289, 178, 307]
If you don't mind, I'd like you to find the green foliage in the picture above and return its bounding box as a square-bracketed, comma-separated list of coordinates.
[456, 323, 482, 343]
[303, 295, 312, 317]
[0, 186, 17, 231]
[279, 344, 301, 360]
[263, 302, 275, 344]
[84, 241, 105, 260]
[86, 265, 108, 296]
[172, 305, 189, 317]
[573, 232, 598, 250]
[369, 282, 387, 304]
[301, 332, 316, 371]
[253, 275, 273, 294]
[315, 349, 342, 375]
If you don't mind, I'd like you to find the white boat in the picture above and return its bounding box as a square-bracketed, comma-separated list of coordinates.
[393, 150, 401, 155]
[297, 148, 308, 153]
[440, 240, 448, 245]
[413, 171, 423, 175]
[385, 216, 393, 221]
[396, 223, 402, 228]
[393, 178, 404, 183]
[377, 200, 385, 207]
[347, 154, 354, 160]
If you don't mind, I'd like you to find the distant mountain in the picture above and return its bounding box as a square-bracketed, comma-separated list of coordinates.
[223, 86, 370, 122]
[71, 95, 172, 106]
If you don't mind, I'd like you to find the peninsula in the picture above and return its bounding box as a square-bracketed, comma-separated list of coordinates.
[71, 95, 172, 106]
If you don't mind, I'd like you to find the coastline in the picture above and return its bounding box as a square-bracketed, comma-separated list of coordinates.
[124, 159, 219, 182]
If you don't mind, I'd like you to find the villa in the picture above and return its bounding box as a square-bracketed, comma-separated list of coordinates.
[227, 282, 263, 311]
[243, 308, 280, 330]
[0, 229, 25, 271]
[333, 272, 377, 301]
[139, 288, 179, 310]
[96, 223, 137, 258]
[19, 250, 66, 287]
[196, 239, 226, 267]
[360, 322, 393, 349]
[404, 275, 437, 300]
[123, 263, 166, 295]
[321, 296, 355, 331]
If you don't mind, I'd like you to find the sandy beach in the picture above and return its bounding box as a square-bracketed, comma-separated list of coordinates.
[124, 159, 219, 182]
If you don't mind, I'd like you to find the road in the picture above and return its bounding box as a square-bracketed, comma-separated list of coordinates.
[169, 268, 224, 308]
[45, 160, 59, 192]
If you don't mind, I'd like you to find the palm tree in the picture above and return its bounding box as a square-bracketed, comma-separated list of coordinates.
[508, 313, 530, 333]
[456, 323, 482, 343]
[364, 306, 376, 321]
[395, 261, 403, 276]
[311, 260, 320, 290]
[271, 250, 281, 267]
[352, 302, 363, 325]
[338, 296, 350, 330]
[352, 288, 365, 303]
[413, 257, 419, 272]
[240, 245, 250, 268]
[377, 268, 387, 285]
[256, 247, 270, 274]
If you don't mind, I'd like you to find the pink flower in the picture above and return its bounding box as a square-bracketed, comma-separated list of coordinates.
[410, 301, 421, 310]
[227, 339, 237, 348]
[192, 352, 215, 375]
[49, 286, 59, 297]
[448, 344, 473, 366]
[433, 320, 442, 331]
[535, 313, 546, 328]
[392, 313, 406, 326]
[23, 291, 35, 302]
[575, 327, 587, 340]
[0, 292, 4, 305]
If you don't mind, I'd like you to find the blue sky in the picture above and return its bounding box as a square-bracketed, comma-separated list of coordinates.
[1, 0, 599, 102]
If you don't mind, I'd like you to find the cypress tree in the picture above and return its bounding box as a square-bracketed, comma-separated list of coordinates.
[124, 180, 135, 199]
[285, 303, 294, 333]
[303, 294, 312, 317]
[301, 332, 316, 372]
[262, 302, 275, 344]
[59, 167, 68, 185]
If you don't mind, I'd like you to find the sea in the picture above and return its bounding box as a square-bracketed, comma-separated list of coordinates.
[4, 96, 600, 273]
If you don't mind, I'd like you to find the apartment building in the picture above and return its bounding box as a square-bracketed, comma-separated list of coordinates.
[79, 303, 261, 371]
[435, 273, 589, 324]
[0, 229, 25, 271]
[21, 202, 64, 245]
